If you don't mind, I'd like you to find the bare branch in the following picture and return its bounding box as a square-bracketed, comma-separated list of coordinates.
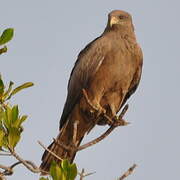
[0, 153, 11, 156]
[79, 168, 85, 180]
[38, 140, 63, 161]
[118, 164, 137, 180]
[77, 120, 129, 151]
[78, 168, 95, 180]
[8, 147, 40, 174]
[55, 104, 129, 153]
[0, 160, 40, 176]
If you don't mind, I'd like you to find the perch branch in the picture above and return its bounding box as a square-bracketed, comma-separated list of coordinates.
[77, 104, 129, 151]
[55, 104, 129, 152]
[118, 164, 137, 180]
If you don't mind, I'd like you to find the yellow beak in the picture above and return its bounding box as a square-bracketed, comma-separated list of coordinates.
[110, 17, 119, 27]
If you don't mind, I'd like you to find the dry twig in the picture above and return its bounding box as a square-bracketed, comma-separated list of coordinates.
[118, 164, 137, 180]
[8, 147, 40, 174]
[38, 141, 62, 161]
[78, 168, 95, 180]
[0, 153, 11, 156]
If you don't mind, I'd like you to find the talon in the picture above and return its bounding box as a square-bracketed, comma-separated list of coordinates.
[112, 118, 130, 127]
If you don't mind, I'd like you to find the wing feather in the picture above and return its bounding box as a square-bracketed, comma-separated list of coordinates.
[59, 36, 106, 129]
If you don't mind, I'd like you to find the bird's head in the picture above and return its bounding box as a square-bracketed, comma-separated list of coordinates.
[106, 10, 134, 32]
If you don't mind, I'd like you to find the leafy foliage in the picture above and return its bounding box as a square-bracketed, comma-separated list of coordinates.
[0, 77, 34, 103]
[0, 28, 79, 180]
[40, 160, 77, 180]
[0, 28, 14, 55]
[0, 76, 33, 151]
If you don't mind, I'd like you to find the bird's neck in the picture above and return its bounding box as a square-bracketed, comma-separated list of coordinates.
[103, 26, 137, 42]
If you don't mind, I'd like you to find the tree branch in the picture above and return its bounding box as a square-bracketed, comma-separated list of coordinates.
[8, 147, 40, 174]
[54, 104, 129, 153]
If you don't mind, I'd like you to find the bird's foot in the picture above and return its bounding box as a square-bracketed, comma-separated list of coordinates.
[108, 104, 130, 127]
[111, 116, 130, 127]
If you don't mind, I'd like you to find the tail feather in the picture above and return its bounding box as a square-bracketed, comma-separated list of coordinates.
[40, 103, 95, 173]
[40, 115, 94, 175]
[40, 123, 77, 173]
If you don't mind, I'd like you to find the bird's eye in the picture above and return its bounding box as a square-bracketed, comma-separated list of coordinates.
[119, 15, 126, 20]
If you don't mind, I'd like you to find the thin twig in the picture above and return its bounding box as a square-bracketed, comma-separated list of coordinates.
[0, 153, 11, 156]
[79, 168, 85, 180]
[8, 147, 40, 173]
[83, 172, 96, 177]
[0, 160, 41, 176]
[38, 141, 63, 161]
[78, 126, 117, 151]
[78, 168, 95, 180]
[118, 164, 137, 180]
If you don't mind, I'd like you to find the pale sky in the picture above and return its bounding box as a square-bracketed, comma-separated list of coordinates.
[1, 0, 180, 179]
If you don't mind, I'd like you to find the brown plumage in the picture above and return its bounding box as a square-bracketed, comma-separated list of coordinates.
[40, 10, 143, 172]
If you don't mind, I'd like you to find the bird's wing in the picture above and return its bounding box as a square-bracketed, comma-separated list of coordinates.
[60, 36, 106, 129]
[120, 50, 143, 108]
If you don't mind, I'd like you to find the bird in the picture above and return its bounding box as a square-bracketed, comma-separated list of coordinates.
[40, 10, 143, 173]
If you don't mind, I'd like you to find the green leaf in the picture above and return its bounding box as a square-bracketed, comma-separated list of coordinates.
[12, 105, 19, 124]
[4, 106, 12, 129]
[68, 163, 77, 180]
[0, 107, 5, 122]
[39, 177, 49, 180]
[8, 82, 34, 99]
[13, 115, 27, 129]
[19, 115, 27, 124]
[61, 160, 77, 180]
[3, 81, 14, 100]
[7, 127, 21, 149]
[0, 78, 4, 96]
[61, 159, 69, 172]
[50, 161, 63, 180]
[0, 28, 14, 45]
[0, 129, 5, 147]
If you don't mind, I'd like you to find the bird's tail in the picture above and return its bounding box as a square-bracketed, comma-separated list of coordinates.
[40, 105, 94, 173]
